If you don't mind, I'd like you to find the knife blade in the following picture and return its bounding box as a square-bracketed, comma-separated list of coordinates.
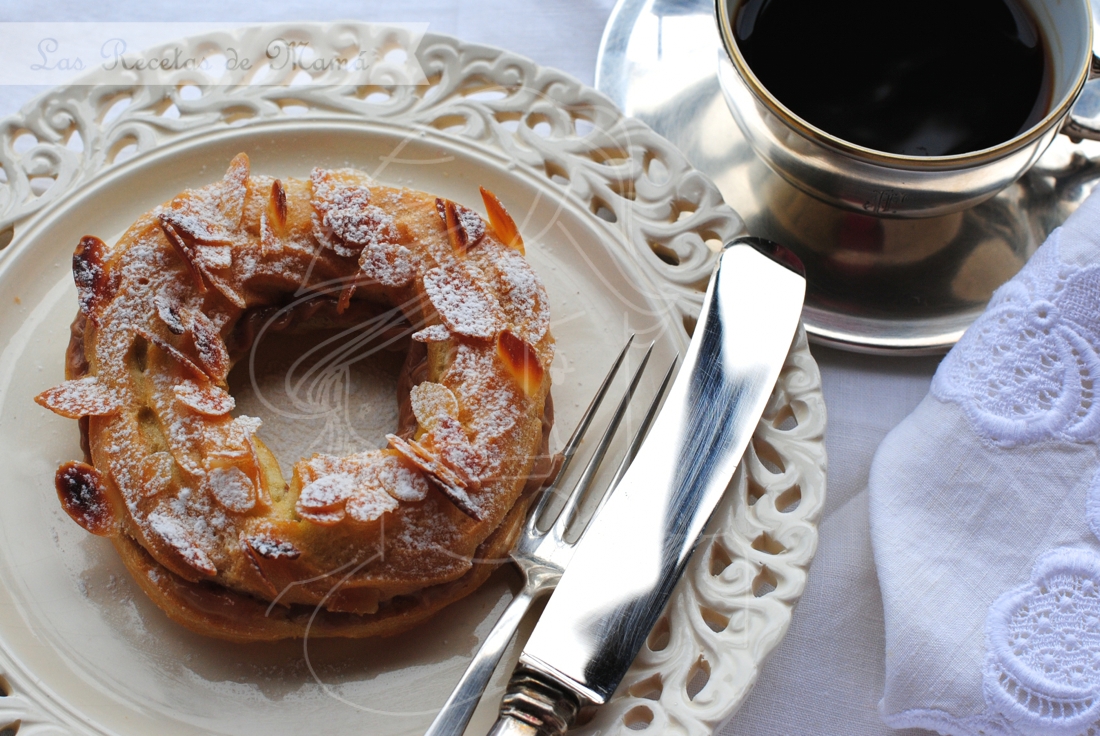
[486, 237, 806, 736]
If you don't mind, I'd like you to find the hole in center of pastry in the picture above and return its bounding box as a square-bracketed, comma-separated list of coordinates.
[226, 299, 413, 478]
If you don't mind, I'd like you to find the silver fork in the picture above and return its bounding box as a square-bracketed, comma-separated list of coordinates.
[424, 337, 677, 736]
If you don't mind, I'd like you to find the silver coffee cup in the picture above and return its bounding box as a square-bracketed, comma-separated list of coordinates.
[715, 0, 1100, 218]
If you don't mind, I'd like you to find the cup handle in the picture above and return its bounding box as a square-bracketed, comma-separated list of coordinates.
[1062, 53, 1100, 141]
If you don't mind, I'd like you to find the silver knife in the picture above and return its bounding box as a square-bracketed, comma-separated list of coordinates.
[486, 237, 806, 735]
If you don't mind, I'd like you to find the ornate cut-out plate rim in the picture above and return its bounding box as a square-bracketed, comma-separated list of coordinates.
[0, 23, 826, 736]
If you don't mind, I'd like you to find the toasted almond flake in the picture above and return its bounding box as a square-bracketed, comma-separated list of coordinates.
[148, 510, 217, 577]
[135, 328, 209, 382]
[376, 455, 430, 502]
[174, 381, 235, 416]
[219, 153, 250, 226]
[72, 235, 110, 319]
[159, 215, 206, 294]
[442, 199, 469, 255]
[426, 417, 483, 490]
[410, 382, 460, 430]
[270, 179, 288, 228]
[246, 534, 301, 560]
[423, 263, 505, 339]
[158, 212, 246, 307]
[480, 186, 524, 253]
[298, 472, 356, 511]
[412, 324, 451, 343]
[498, 330, 544, 396]
[387, 433, 466, 489]
[154, 292, 186, 335]
[204, 466, 255, 513]
[346, 487, 399, 523]
[436, 198, 486, 254]
[187, 309, 230, 381]
[36, 376, 121, 418]
[203, 415, 263, 459]
[55, 461, 114, 536]
[487, 246, 550, 344]
[387, 433, 481, 520]
[311, 169, 403, 261]
[358, 242, 415, 287]
[140, 452, 175, 499]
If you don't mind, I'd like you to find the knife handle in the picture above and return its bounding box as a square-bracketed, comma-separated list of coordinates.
[486, 669, 579, 736]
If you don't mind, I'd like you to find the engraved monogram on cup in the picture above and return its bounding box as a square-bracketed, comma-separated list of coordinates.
[864, 190, 907, 216]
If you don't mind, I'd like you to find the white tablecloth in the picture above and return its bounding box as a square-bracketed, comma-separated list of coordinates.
[0, 3, 942, 734]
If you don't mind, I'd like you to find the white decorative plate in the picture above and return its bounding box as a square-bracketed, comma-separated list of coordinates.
[0, 24, 826, 736]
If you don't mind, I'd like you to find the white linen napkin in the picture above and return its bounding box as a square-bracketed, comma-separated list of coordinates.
[869, 190, 1100, 736]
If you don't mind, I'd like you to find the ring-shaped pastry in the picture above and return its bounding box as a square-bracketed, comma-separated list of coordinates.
[36, 154, 556, 641]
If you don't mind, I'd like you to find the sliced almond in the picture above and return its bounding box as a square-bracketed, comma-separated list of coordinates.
[55, 461, 115, 536]
[436, 198, 486, 255]
[204, 465, 256, 514]
[174, 381, 234, 416]
[346, 487, 399, 524]
[72, 235, 112, 320]
[411, 324, 451, 343]
[387, 433, 481, 520]
[219, 152, 250, 226]
[497, 330, 545, 396]
[376, 454, 430, 503]
[410, 382, 460, 430]
[422, 262, 505, 339]
[147, 510, 217, 578]
[480, 187, 524, 253]
[36, 376, 121, 419]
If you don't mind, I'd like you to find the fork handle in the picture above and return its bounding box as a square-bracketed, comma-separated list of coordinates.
[424, 584, 538, 736]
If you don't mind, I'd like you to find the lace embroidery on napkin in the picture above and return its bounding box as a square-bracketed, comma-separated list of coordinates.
[984, 549, 1100, 735]
[885, 549, 1100, 736]
[931, 234, 1100, 447]
[884, 234, 1100, 736]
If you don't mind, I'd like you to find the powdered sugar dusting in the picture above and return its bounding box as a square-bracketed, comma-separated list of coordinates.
[359, 242, 415, 287]
[174, 381, 235, 416]
[423, 262, 505, 339]
[484, 244, 550, 344]
[297, 471, 352, 524]
[247, 535, 300, 560]
[310, 168, 404, 262]
[197, 244, 233, 270]
[376, 455, 429, 502]
[148, 510, 217, 576]
[140, 452, 175, 499]
[412, 324, 451, 343]
[410, 382, 460, 429]
[346, 487, 400, 523]
[204, 466, 256, 513]
[36, 376, 121, 418]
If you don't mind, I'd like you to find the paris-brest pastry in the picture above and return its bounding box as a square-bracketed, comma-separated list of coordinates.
[36, 154, 555, 641]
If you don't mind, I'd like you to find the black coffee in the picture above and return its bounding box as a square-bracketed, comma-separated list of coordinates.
[732, 0, 1052, 156]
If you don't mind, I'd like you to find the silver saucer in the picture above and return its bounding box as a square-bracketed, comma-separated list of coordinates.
[596, 0, 1100, 354]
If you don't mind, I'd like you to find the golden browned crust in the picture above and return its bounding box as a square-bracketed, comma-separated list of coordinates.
[36, 154, 555, 640]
